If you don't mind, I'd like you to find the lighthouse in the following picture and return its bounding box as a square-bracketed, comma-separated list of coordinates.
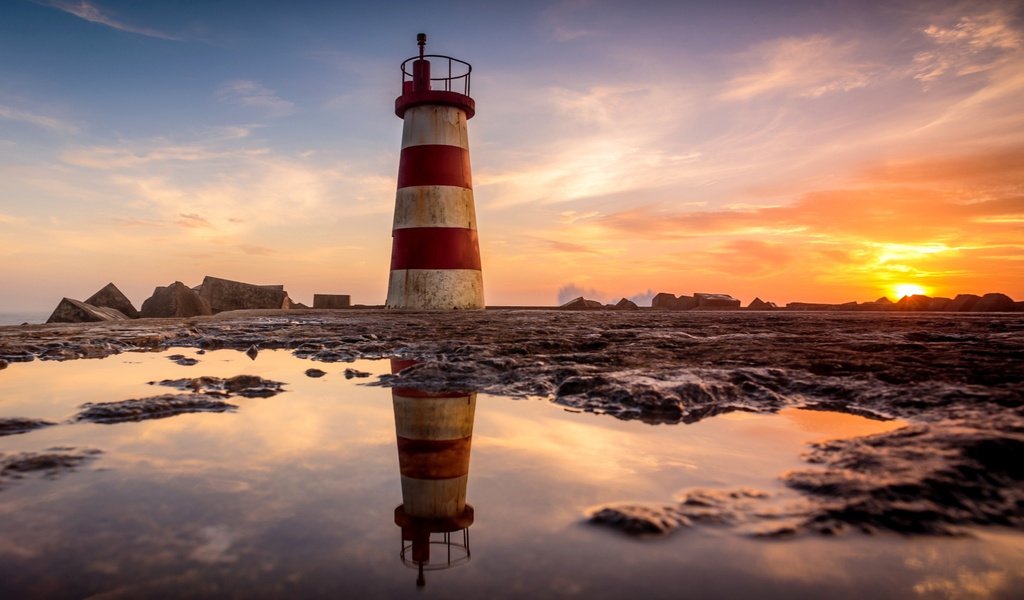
[390, 358, 475, 587]
[386, 34, 484, 309]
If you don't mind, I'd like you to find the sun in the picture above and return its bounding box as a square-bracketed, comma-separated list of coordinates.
[893, 283, 928, 299]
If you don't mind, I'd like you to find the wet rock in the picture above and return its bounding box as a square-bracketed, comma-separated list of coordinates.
[695, 293, 741, 309]
[313, 294, 351, 309]
[75, 394, 237, 423]
[0, 359, 6, 370]
[0, 417, 56, 436]
[344, 368, 371, 379]
[46, 298, 130, 324]
[588, 504, 690, 535]
[973, 292, 1015, 312]
[198, 276, 289, 313]
[560, 296, 602, 310]
[0, 447, 102, 482]
[613, 298, 638, 310]
[947, 294, 981, 312]
[84, 282, 140, 319]
[588, 489, 788, 537]
[651, 293, 677, 309]
[167, 354, 199, 366]
[305, 368, 326, 378]
[141, 282, 213, 318]
[747, 297, 777, 310]
[245, 344, 259, 360]
[151, 375, 286, 397]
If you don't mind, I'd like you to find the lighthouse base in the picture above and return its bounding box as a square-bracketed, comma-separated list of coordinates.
[386, 269, 484, 310]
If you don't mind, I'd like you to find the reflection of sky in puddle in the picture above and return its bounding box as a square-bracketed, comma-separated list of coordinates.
[0, 349, 1021, 598]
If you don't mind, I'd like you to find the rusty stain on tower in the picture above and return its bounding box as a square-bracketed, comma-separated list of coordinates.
[387, 34, 484, 309]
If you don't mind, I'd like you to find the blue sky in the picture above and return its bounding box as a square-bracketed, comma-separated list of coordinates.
[1, 0, 1022, 311]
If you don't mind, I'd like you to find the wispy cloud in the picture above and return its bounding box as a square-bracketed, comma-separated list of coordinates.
[720, 35, 875, 101]
[36, 1, 178, 40]
[914, 9, 1023, 82]
[215, 80, 295, 117]
[0, 104, 78, 133]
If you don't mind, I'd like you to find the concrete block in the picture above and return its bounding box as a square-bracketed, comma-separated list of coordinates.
[313, 294, 351, 309]
[199, 276, 289, 313]
[141, 282, 213, 318]
[46, 298, 129, 323]
[85, 282, 139, 318]
[651, 293, 677, 309]
[694, 293, 741, 309]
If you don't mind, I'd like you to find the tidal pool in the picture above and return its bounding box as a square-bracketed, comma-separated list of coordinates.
[0, 348, 1021, 599]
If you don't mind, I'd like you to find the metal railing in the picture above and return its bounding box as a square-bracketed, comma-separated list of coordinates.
[400, 54, 472, 96]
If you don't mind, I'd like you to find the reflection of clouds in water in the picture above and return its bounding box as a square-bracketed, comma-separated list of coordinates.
[913, 568, 1008, 599]
[190, 525, 238, 564]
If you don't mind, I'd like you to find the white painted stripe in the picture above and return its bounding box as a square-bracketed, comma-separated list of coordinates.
[401, 105, 470, 150]
[387, 269, 484, 309]
[393, 394, 476, 440]
[400, 475, 469, 518]
[393, 186, 477, 230]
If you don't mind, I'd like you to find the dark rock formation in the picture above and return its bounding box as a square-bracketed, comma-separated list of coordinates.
[0, 417, 56, 437]
[973, 293, 1015, 312]
[927, 297, 952, 311]
[747, 298, 777, 310]
[305, 368, 326, 378]
[199, 276, 289, 313]
[313, 294, 351, 309]
[947, 294, 981, 312]
[150, 375, 286, 397]
[786, 302, 833, 311]
[140, 282, 212, 318]
[74, 394, 237, 423]
[651, 293, 677, 309]
[1, 448, 102, 481]
[84, 282, 139, 318]
[676, 295, 698, 310]
[614, 298, 638, 310]
[694, 293, 741, 310]
[344, 368, 371, 379]
[167, 354, 198, 366]
[560, 296, 603, 310]
[896, 294, 931, 311]
[46, 298, 129, 324]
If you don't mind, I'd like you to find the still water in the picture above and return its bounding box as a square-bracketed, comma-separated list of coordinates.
[0, 349, 1021, 598]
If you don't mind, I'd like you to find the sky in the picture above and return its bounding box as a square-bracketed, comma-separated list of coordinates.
[0, 0, 1022, 311]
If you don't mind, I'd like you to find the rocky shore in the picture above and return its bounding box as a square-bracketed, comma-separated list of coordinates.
[1, 309, 1022, 537]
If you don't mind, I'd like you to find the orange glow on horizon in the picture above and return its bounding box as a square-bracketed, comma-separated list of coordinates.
[893, 283, 928, 299]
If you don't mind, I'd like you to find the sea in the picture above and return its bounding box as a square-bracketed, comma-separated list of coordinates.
[0, 311, 49, 326]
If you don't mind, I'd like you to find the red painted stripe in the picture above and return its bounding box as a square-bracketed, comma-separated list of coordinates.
[398, 145, 472, 189]
[397, 436, 472, 479]
[390, 228, 481, 270]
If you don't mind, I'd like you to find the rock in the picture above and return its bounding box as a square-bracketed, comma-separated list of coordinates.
[199, 276, 289, 313]
[694, 293, 741, 310]
[1015, 301, 1024, 312]
[560, 296, 602, 310]
[245, 344, 259, 360]
[651, 293, 677, 309]
[927, 297, 952, 311]
[1, 448, 102, 480]
[313, 294, 351, 309]
[834, 301, 858, 311]
[947, 294, 981, 312]
[973, 293, 1015, 312]
[896, 294, 932, 311]
[167, 354, 199, 366]
[344, 368, 371, 379]
[305, 368, 326, 378]
[291, 302, 310, 309]
[84, 283, 140, 318]
[150, 375, 286, 397]
[786, 302, 833, 311]
[0, 417, 56, 437]
[614, 298, 638, 310]
[676, 295, 698, 310]
[875, 297, 893, 305]
[140, 282, 213, 318]
[74, 394, 237, 423]
[747, 297, 777, 310]
[588, 504, 690, 535]
[46, 298, 130, 324]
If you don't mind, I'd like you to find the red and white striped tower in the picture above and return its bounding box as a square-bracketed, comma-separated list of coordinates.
[387, 34, 483, 310]
[390, 358, 475, 587]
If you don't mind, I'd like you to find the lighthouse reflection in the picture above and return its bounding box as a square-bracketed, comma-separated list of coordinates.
[389, 358, 476, 588]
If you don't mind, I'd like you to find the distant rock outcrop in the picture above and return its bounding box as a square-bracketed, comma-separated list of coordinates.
[695, 293, 741, 310]
[560, 296, 603, 310]
[198, 276, 289, 313]
[947, 294, 981, 312]
[614, 298, 639, 310]
[46, 298, 129, 324]
[747, 297, 777, 310]
[140, 282, 213, 318]
[651, 293, 678, 309]
[85, 283, 139, 318]
[896, 295, 932, 311]
[313, 294, 351, 309]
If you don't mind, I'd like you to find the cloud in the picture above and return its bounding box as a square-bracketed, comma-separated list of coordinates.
[557, 282, 606, 304]
[215, 80, 295, 117]
[0, 104, 78, 133]
[720, 35, 875, 101]
[914, 9, 1023, 82]
[176, 213, 212, 229]
[36, 1, 178, 40]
